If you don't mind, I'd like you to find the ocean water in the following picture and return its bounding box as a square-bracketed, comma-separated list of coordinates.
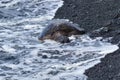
[0, 0, 119, 80]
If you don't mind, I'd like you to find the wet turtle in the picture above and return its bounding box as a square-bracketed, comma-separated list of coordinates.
[38, 19, 86, 43]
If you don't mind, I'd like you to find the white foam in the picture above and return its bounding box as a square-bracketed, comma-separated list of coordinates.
[2, 45, 16, 53]
[5, 35, 117, 80]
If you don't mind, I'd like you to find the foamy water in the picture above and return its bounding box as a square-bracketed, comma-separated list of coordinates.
[0, 0, 119, 80]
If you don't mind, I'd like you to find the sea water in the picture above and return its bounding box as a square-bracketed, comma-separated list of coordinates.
[0, 0, 119, 80]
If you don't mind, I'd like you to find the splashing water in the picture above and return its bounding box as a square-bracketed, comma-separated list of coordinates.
[0, 0, 119, 80]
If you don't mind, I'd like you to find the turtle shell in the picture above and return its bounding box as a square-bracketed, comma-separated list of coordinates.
[38, 19, 85, 40]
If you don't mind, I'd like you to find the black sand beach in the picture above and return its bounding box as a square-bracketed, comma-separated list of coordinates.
[54, 0, 120, 80]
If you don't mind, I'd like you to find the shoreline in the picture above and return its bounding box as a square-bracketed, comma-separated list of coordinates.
[54, 0, 120, 80]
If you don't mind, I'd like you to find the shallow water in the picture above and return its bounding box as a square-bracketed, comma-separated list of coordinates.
[0, 0, 119, 80]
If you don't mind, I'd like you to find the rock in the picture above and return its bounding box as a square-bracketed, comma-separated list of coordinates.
[42, 55, 48, 59]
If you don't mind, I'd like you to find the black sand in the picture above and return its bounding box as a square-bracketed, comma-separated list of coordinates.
[54, 0, 120, 80]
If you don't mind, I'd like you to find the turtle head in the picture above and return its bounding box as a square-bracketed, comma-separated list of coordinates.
[38, 34, 44, 41]
[38, 33, 52, 41]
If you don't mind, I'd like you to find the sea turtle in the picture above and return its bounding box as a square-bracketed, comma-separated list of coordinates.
[38, 19, 86, 43]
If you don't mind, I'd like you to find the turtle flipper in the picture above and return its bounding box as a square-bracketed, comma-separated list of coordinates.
[54, 36, 70, 43]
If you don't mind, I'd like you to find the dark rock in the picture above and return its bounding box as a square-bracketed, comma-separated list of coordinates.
[21, 70, 31, 74]
[48, 70, 59, 75]
[42, 55, 48, 59]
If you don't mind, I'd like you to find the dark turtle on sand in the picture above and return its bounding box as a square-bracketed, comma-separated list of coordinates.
[38, 19, 86, 43]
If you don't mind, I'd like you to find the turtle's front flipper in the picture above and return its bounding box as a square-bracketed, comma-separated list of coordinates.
[54, 35, 70, 43]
